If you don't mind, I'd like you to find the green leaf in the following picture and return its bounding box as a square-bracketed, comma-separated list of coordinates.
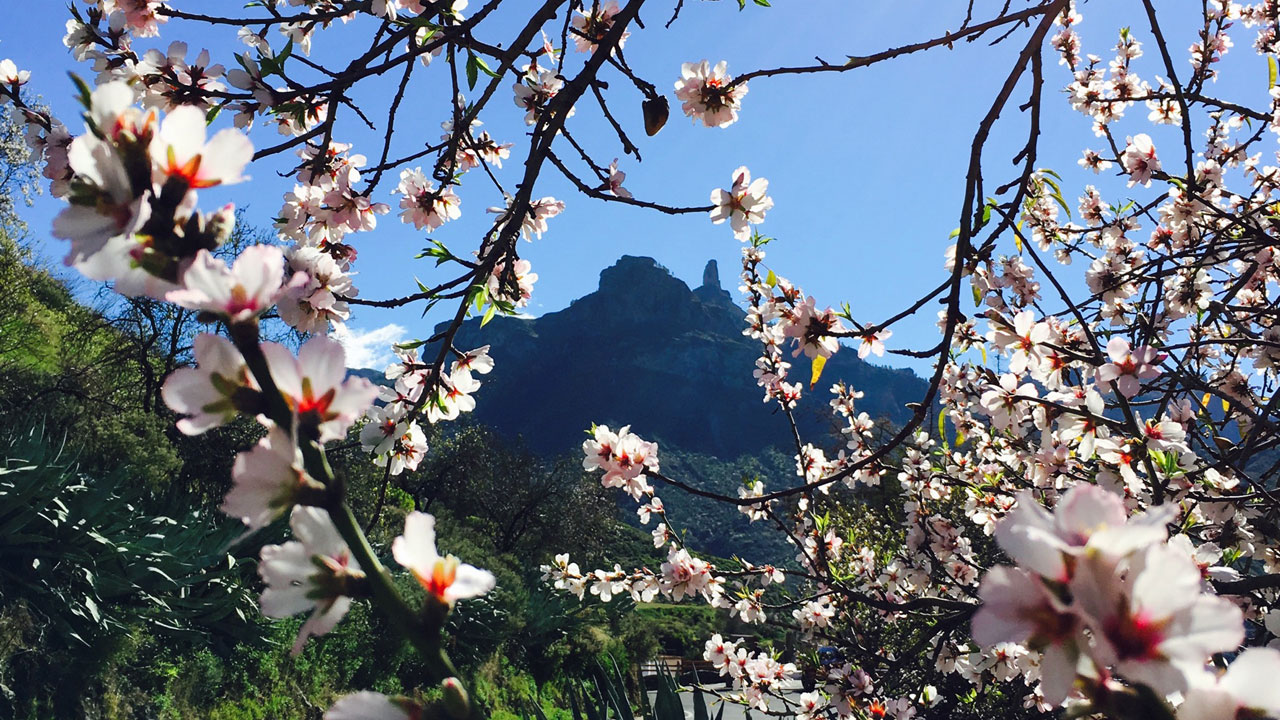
[480, 303, 497, 327]
[465, 53, 480, 90]
[765, 269, 777, 287]
[1269, 55, 1277, 89]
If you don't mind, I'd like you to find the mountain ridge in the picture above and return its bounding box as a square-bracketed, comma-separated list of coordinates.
[370, 255, 928, 458]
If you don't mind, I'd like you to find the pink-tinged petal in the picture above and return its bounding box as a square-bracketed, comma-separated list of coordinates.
[292, 595, 351, 655]
[1088, 504, 1174, 558]
[233, 244, 285, 300]
[88, 82, 137, 132]
[995, 494, 1068, 580]
[1129, 543, 1200, 620]
[1054, 484, 1127, 545]
[290, 507, 352, 565]
[1038, 643, 1078, 707]
[446, 564, 496, 602]
[1157, 594, 1244, 663]
[223, 427, 301, 530]
[160, 366, 220, 416]
[166, 250, 231, 308]
[262, 341, 303, 399]
[971, 566, 1039, 646]
[258, 542, 314, 618]
[152, 105, 208, 172]
[1106, 336, 1129, 362]
[1220, 648, 1280, 714]
[299, 336, 348, 390]
[392, 510, 439, 571]
[199, 127, 254, 185]
[53, 206, 120, 258]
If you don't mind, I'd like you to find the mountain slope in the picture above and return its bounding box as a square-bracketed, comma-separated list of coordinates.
[430, 256, 927, 458]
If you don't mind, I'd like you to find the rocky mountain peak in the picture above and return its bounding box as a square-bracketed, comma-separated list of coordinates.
[701, 259, 721, 291]
[428, 255, 926, 457]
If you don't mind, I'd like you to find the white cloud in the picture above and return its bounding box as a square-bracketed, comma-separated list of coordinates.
[330, 323, 408, 369]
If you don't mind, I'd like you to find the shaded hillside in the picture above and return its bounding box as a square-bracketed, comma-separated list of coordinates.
[429, 256, 927, 458]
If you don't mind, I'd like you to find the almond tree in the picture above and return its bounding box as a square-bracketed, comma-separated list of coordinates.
[7, 1, 1280, 719]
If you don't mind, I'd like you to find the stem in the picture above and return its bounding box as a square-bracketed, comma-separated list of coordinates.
[226, 320, 459, 684]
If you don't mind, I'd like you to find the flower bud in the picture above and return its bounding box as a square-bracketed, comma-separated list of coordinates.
[642, 96, 668, 136]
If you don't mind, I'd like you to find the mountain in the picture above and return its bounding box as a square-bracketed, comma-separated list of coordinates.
[417, 255, 927, 459]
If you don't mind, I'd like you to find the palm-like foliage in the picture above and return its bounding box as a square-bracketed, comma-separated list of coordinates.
[0, 425, 260, 650]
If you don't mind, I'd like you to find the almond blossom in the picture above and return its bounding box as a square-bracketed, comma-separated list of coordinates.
[166, 245, 299, 322]
[971, 566, 1082, 705]
[393, 167, 462, 231]
[0, 59, 30, 88]
[675, 60, 747, 128]
[392, 511, 495, 606]
[223, 427, 323, 531]
[259, 507, 363, 655]
[582, 424, 660, 500]
[606, 158, 631, 198]
[1121, 133, 1161, 187]
[1072, 542, 1243, 694]
[1178, 649, 1280, 720]
[1096, 337, 1163, 398]
[782, 297, 844, 359]
[487, 257, 538, 308]
[150, 105, 253, 189]
[161, 333, 258, 435]
[262, 336, 378, 442]
[277, 245, 355, 333]
[710, 166, 772, 241]
[857, 328, 891, 359]
[570, 0, 629, 53]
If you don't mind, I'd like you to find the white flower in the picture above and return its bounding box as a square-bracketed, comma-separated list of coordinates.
[971, 565, 1081, 705]
[1072, 541, 1244, 694]
[393, 167, 461, 230]
[674, 60, 747, 128]
[167, 245, 299, 322]
[150, 105, 253, 188]
[277, 245, 355, 333]
[259, 507, 362, 655]
[1179, 648, 1280, 720]
[392, 511, 495, 605]
[161, 333, 257, 435]
[0, 59, 31, 87]
[993, 485, 1172, 584]
[224, 427, 317, 530]
[607, 158, 631, 198]
[1121, 133, 1161, 187]
[262, 336, 378, 442]
[710, 166, 772, 241]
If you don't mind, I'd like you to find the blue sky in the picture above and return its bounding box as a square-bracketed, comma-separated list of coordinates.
[3, 1, 1264, 371]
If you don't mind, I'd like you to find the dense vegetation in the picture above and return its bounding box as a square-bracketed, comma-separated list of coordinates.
[0, 231, 768, 719]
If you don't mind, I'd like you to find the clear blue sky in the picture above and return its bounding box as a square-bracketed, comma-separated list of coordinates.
[2, 1, 1261, 371]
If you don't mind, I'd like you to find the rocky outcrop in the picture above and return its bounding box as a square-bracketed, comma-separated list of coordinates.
[428, 256, 927, 457]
